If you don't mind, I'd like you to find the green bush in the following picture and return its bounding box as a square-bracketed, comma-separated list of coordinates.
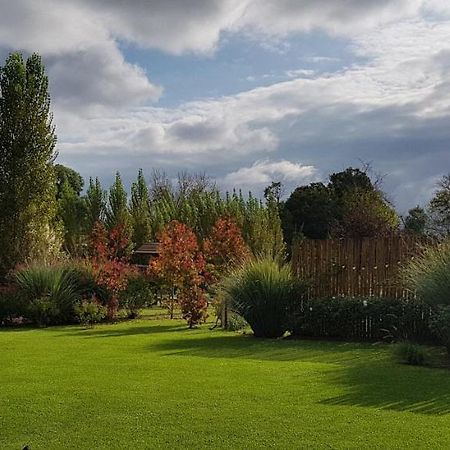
[394, 342, 428, 366]
[28, 297, 60, 327]
[289, 296, 432, 342]
[404, 240, 450, 306]
[221, 258, 307, 338]
[119, 273, 155, 318]
[430, 306, 450, 354]
[227, 312, 249, 331]
[74, 299, 107, 328]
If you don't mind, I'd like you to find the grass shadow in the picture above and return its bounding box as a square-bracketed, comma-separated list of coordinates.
[320, 358, 450, 415]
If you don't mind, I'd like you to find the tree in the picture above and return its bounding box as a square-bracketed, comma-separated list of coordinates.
[428, 174, 450, 237]
[57, 177, 87, 254]
[336, 188, 399, 238]
[84, 177, 106, 232]
[105, 172, 131, 232]
[203, 216, 251, 283]
[0, 53, 58, 274]
[55, 164, 84, 198]
[148, 221, 207, 326]
[404, 206, 428, 235]
[283, 183, 336, 241]
[130, 169, 151, 248]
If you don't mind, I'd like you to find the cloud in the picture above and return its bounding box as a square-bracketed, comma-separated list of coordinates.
[222, 160, 318, 191]
[2, 0, 450, 208]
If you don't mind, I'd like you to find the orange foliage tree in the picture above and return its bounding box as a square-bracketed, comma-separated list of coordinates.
[148, 220, 207, 327]
[203, 216, 251, 283]
[203, 216, 251, 327]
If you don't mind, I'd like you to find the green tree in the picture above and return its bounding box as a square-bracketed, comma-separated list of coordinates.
[106, 172, 131, 231]
[84, 177, 106, 232]
[55, 164, 84, 198]
[404, 206, 428, 235]
[130, 169, 151, 248]
[428, 174, 450, 237]
[57, 178, 86, 254]
[0, 53, 58, 274]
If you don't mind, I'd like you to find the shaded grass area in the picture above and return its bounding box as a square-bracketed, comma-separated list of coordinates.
[2, 319, 450, 449]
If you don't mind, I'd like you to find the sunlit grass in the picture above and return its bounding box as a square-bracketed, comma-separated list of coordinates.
[2, 317, 450, 449]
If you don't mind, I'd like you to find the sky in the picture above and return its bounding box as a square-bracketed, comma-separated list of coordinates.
[1, 0, 450, 212]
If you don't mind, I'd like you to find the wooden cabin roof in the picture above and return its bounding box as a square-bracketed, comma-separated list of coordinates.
[134, 242, 160, 255]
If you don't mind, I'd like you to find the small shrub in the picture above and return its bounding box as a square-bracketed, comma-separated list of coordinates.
[28, 297, 60, 327]
[430, 306, 450, 354]
[394, 342, 428, 366]
[119, 273, 155, 318]
[221, 258, 307, 338]
[227, 312, 248, 331]
[74, 299, 107, 328]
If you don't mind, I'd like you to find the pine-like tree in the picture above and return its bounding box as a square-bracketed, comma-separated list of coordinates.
[130, 169, 151, 248]
[106, 172, 130, 230]
[0, 53, 58, 274]
[84, 177, 106, 232]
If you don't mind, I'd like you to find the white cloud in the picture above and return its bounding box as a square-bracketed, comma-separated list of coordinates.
[222, 160, 318, 190]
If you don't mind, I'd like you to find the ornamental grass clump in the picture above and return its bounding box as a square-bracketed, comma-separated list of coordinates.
[404, 240, 450, 353]
[404, 240, 450, 306]
[14, 264, 82, 325]
[222, 258, 305, 338]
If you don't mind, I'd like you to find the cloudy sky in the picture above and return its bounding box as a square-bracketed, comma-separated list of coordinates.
[1, 0, 450, 211]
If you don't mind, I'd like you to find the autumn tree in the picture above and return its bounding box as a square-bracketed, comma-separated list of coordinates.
[149, 221, 207, 326]
[89, 221, 135, 319]
[0, 53, 58, 275]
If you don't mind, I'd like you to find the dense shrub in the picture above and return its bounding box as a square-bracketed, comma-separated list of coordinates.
[222, 258, 307, 338]
[404, 240, 450, 306]
[430, 306, 450, 354]
[289, 296, 432, 342]
[0, 285, 27, 325]
[226, 312, 249, 332]
[74, 299, 107, 328]
[119, 273, 155, 318]
[394, 342, 428, 366]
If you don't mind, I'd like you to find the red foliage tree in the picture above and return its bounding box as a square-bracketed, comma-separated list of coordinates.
[203, 216, 251, 283]
[148, 220, 207, 326]
[89, 221, 136, 319]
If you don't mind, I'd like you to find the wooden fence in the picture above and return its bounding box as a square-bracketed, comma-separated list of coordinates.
[291, 235, 428, 299]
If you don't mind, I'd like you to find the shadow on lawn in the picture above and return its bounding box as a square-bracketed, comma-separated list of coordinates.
[151, 333, 450, 416]
[56, 324, 189, 338]
[149, 332, 384, 364]
[320, 359, 450, 415]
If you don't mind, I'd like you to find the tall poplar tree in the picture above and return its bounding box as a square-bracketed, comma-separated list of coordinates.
[0, 53, 57, 274]
[130, 169, 152, 247]
[84, 177, 106, 232]
[106, 172, 131, 231]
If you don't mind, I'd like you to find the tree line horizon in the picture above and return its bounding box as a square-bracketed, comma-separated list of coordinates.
[1, 52, 449, 277]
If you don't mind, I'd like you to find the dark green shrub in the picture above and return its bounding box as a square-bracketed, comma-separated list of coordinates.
[394, 342, 428, 366]
[430, 306, 450, 354]
[289, 296, 432, 342]
[28, 297, 60, 327]
[222, 258, 307, 338]
[74, 299, 107, 328]
[0, 286, 27, 324]
[119, 273, 155, 318]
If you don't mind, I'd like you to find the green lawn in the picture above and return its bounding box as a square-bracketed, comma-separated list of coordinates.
[2, 317, 450, 449]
